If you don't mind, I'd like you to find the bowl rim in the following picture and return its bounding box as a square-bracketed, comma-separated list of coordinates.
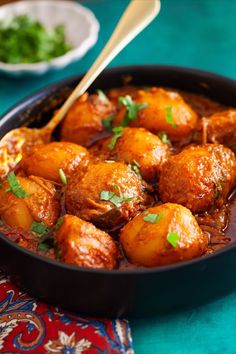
[1, 64, 236, 276]
[0, 0, 99, 72]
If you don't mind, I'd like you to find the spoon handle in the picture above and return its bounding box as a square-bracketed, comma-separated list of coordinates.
[44, 0, 160, 132]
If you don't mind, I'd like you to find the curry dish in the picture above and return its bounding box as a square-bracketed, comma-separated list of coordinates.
[0, 85, 236, 270]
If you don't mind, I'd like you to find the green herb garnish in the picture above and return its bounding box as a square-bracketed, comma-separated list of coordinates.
[100, 190, 120, 207]
[128, 160, 142, 179]
[167, 231, 180, 248]
[158, 132, 172, 146]
[119, 95, 148, 126]
[0, 15, 71, 64]
[55, 216, 64, 230]
[59, 168, 67, 185]
[6, 172, 29, 198]
[38, 241, 51, 251]
[30, 221, 49, 236]
[100, 185, 133, 207]
[102, 115, 115, 131]
[96, 89, 109, 103]
[143, 212, 163, 223]
[108, 126, 124, 150]
[165, 106, 177, 129]
[214, 177, 225, 200]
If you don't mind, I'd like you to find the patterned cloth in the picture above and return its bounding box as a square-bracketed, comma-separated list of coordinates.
[0, 273, 133, 354]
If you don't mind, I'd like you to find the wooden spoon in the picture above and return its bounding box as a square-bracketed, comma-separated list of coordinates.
[0, 0, 160, 180]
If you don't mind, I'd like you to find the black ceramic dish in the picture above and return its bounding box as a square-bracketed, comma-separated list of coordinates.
[1, 65, 236, 318]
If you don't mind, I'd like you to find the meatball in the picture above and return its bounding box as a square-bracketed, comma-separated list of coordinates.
[54, 214, 119, 269]
[159, 144, 236, 213]
[120, 203, 208, 267]
[0, 175, 60, 230]
[20, 142, 89, 183]
[65, 161, 151, 230]
[115, 88, 198, 141]
[90, 127, 170, 182]
[60, 92, 116, 147]
[204, 109, 236, 152]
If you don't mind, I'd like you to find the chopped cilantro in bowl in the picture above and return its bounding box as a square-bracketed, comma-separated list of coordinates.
[0, 15, 72, 64]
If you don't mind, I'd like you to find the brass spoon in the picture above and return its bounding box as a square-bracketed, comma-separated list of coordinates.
[0, 0, 160, 180]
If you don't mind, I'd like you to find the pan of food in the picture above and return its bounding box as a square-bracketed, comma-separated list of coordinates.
[0, 65, 236, 318]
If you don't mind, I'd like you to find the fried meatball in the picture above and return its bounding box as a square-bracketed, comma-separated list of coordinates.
[60, 92, 116, 147]
[90, 127, 170, 182]
[65, 161, 151, 230]
[115, 88, 198, 141]
[55, 214, 119, 269]
[159, 144, 236, 213]
[120, 203, 208, 267]
[0, 175, 60, 230]
[204, 109, 236, 152]
[20, 142, 89, 183]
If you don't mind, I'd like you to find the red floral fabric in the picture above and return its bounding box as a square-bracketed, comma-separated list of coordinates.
[0, 273, 134, 353]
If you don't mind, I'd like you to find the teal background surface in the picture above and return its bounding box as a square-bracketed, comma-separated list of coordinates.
[1, 0, 236, 353]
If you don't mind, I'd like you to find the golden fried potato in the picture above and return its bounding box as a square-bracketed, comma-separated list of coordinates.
[120, 203, 208, 267]
[204, 109, 236, 152]
[114, 88, 198, 141]
[90, 127, 170, 182]
[60, 92, 116, 147]
[20, 142, 89, 183]
[0, 175, 60, 230]
[159, 144, 236, 213]
[65, 161, 151, 230]
[54, 214, 119, 269]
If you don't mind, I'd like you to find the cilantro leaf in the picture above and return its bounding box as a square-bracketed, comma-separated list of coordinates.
[119, 95, 148, 126]
[0, 15, 72, 64]
[100, 185, 134, 208]
[167, 231, 180, 248]
[108, 126, 124, 150]
[143, 212, 163, 223]
[165, 106, 177, 129]
[100, 190, 120, 207]
[102, 115, 115, 131]
[30, 221, 49, 236]
[38, 241, 51, 251]
[59, 168, 67, 185]
[7, 172, 29, 198]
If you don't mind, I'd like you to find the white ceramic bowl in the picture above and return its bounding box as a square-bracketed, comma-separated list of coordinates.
[0, 0, 99, 76]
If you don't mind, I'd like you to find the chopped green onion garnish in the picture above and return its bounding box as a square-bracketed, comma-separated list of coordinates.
[102, 115, 115, 131]
[167, 231, 180, 248]
[6, 172, 29, 198]
[59, 168, 67, 185]
[55, 216, 64, 230]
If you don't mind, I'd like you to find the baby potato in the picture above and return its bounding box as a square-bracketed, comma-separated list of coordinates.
[55, 214, 119, 269]
[120, 203, 208, 267]
[159, 144, 236, 213]
[90, 127, 170, 182]
[0, 175, 60, 230]
[60, 92, 116, 147]
[65, 161, 151, 230]
[115, 88, 198, 141]
[20, 142, 89, 183]
[204, 109, 236, 152]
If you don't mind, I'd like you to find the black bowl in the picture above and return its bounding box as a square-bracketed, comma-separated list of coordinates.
[1, 65, 236, 318]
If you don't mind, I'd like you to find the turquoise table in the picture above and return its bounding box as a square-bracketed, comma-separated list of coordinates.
[1, 0, 236, 353]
